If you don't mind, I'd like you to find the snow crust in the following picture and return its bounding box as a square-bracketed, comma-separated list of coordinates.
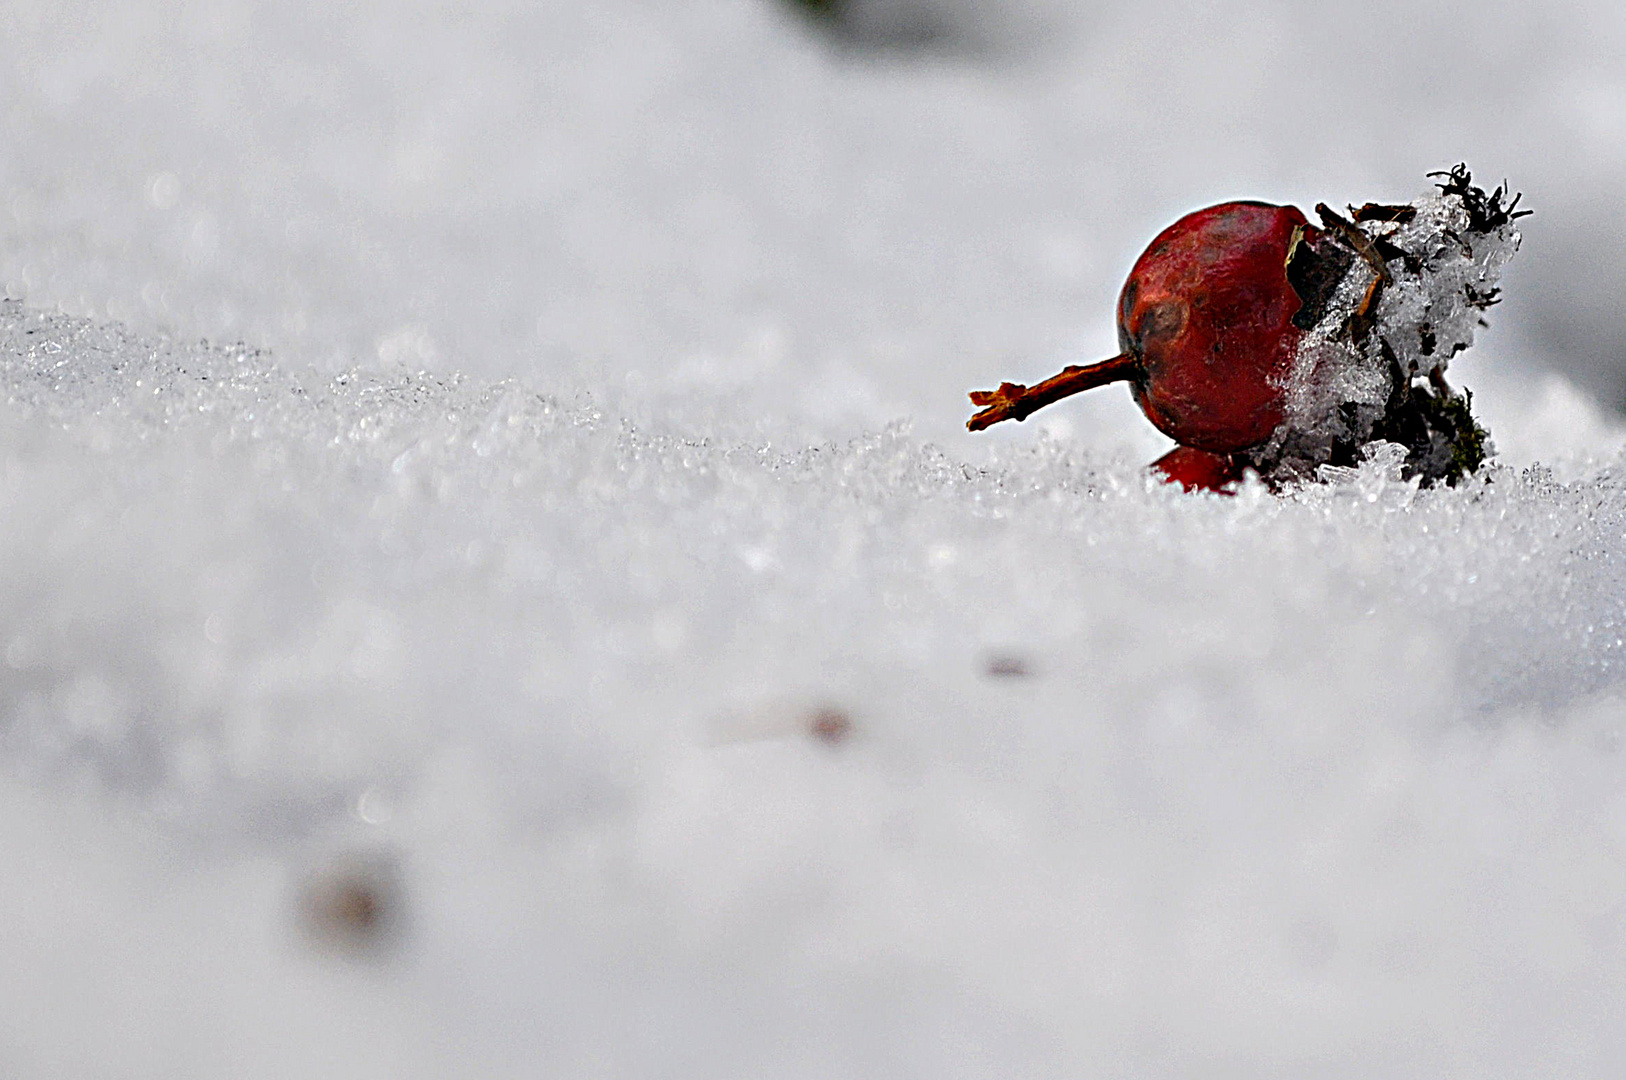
[8, 299, 1626, 1076]
[5, 0, 1626, 1075]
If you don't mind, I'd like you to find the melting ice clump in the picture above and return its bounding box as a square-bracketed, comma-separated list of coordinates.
[1251, 167, 1526, 485]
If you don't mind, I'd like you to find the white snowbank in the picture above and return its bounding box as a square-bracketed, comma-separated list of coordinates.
[6, 299, 1626, 1076]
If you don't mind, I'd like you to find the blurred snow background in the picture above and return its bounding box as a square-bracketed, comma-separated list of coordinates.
[5, 0, 1626, 1075]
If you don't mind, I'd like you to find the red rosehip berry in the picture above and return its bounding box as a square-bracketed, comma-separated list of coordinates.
[969, 169, 1523, 492]
[968, 202, 1313, 478]
[1117, 202, 1310, 453]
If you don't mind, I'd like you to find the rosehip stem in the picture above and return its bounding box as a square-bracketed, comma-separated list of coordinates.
[967, 352, 1139, 432]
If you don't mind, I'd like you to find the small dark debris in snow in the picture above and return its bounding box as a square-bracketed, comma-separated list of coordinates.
[781, 0, 958, 51]
[809, 706, 854, 744]
[300, 850, 403, 956]
[983, 654, 1031, 678]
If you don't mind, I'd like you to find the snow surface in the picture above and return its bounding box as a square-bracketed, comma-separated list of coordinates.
[7, 0, 1626, 1076]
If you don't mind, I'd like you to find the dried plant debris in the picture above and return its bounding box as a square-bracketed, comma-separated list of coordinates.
[809, 705, 855, 744]
[300, 849, 405, 957]
[984, 654, 1031, 678]
[1246, 165, 1525, 487]
[1350, 203, 1418, 225]
[1428, 164, 1533, 233]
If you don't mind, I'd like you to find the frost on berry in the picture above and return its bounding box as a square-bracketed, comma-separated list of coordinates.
[1249, 166, 1527, 486]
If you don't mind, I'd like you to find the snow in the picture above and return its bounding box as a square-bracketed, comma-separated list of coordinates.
[1366, 185, 1523, 378]
[5, 0, 1626, 1076]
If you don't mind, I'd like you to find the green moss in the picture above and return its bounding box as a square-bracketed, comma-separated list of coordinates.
[1365, 379, 1491, 487]
[1429, 387, 1490, 485]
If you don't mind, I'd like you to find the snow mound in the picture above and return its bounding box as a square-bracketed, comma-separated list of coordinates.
[7, 300, 1626, 1075]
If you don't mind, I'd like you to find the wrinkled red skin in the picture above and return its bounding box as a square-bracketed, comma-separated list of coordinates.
[1119, 201, 1308, 454]
[967, 201, 1317, 494]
